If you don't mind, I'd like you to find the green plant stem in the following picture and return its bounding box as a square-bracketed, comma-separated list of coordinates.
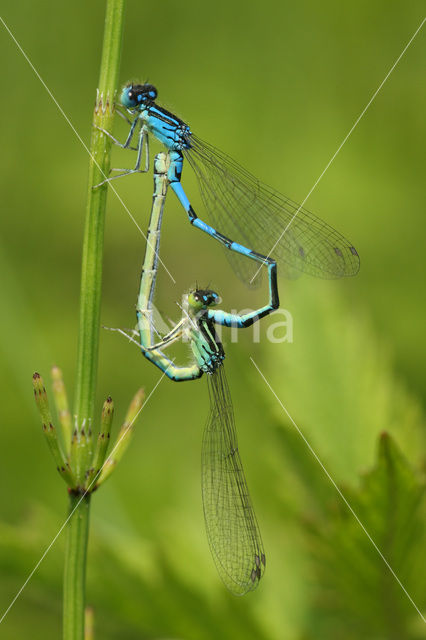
[74, 0, 126, 432]
[63, 494, 91, 640]
[64, 1, 126, 639]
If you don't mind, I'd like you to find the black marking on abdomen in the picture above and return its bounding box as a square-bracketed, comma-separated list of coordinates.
[250, 249, 275, 265]
[188, 205, 197, 221]
[215, 231, 233, 249]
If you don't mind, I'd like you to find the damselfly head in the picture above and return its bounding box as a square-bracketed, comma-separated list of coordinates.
[188, 289, 221, 310]
[121, 83, 158, 109]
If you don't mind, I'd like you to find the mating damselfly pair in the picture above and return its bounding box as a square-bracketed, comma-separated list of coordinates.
[99, 82, 359, 595]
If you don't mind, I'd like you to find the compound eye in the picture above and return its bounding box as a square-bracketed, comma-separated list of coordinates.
[121, 86, 138, 108]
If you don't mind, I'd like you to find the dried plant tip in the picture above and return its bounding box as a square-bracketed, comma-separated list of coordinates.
[95, 457, 116, 488]
[51, 365, 73, 454]
[124, 388, 145, 425]
[95, 388, 144, 489]
[32, 372, 76, 488]
[32, 372, 52, 429]
[85, 396, 115, 490]
[84, 606, 94, 640]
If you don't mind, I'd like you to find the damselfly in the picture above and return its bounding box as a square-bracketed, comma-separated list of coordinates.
[97, 82, 359, 286]
[112, 152, 278, 594]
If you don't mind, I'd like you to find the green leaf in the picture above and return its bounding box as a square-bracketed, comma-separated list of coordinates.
[258, 281, 425, 483]
[234, 279, 426, 638]
[304, 432, 426, 640]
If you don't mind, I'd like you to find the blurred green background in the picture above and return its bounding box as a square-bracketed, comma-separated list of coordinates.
[0, 1, 425, 638]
